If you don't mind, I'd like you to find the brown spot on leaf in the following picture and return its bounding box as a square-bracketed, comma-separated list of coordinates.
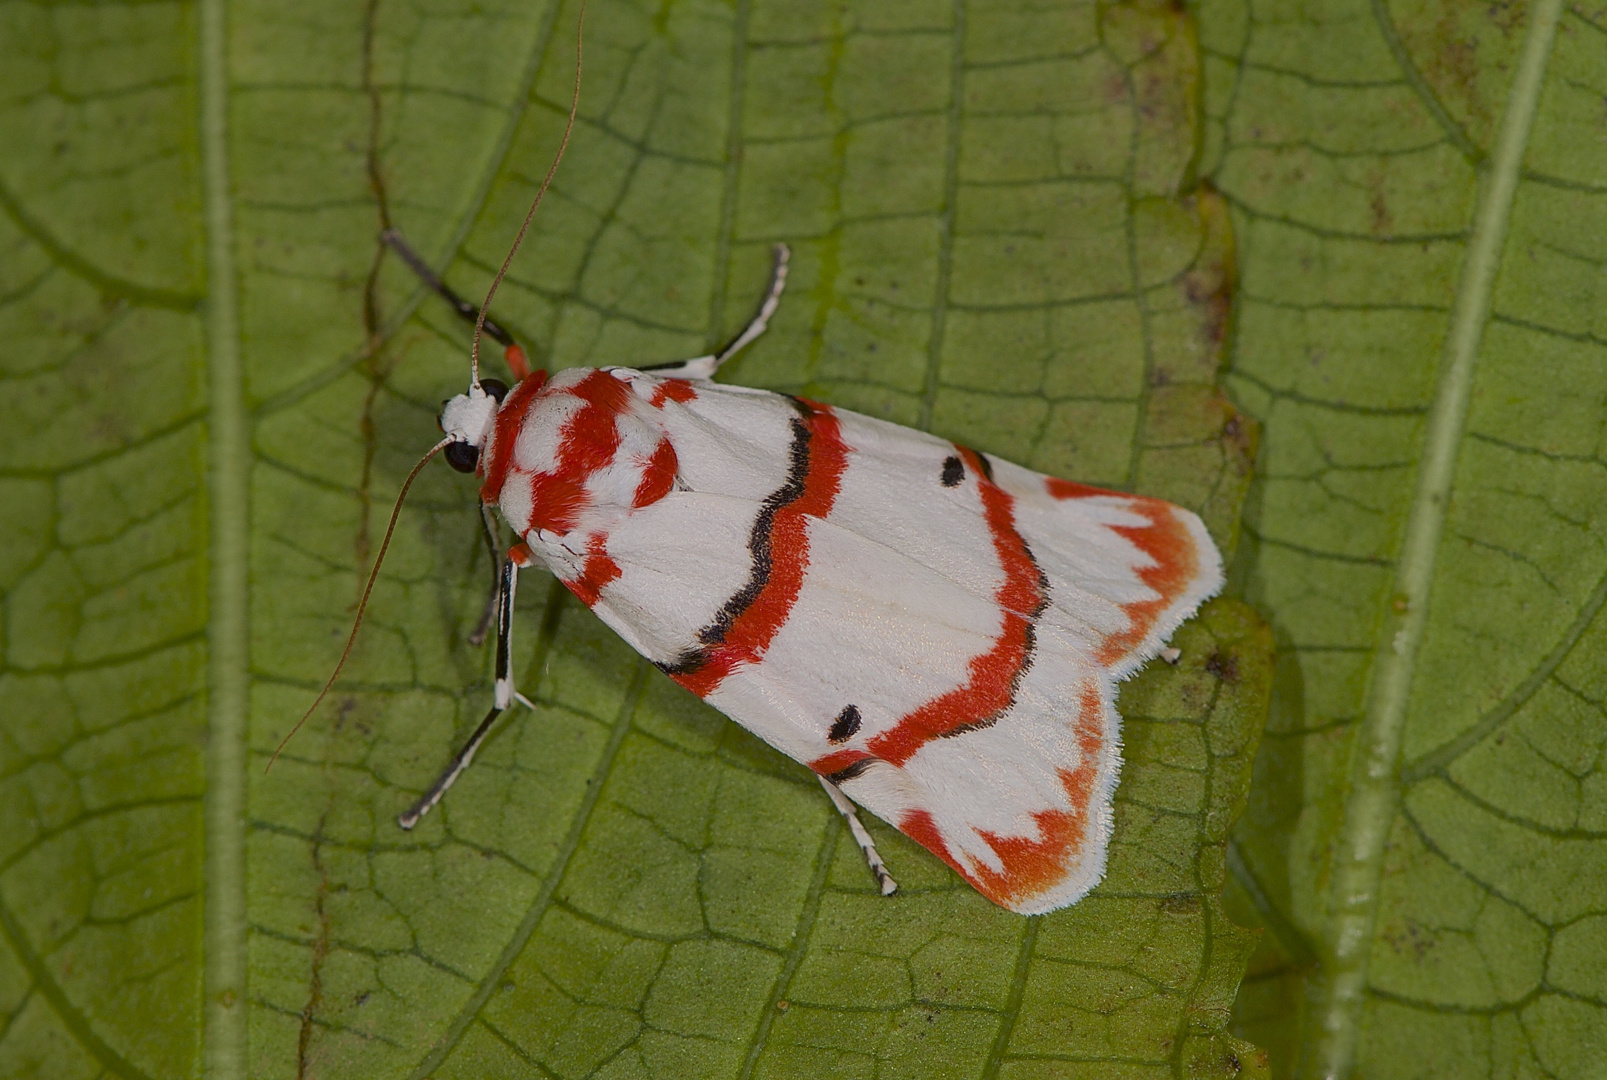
[1179, 184, 1236, 367]
[1217, 401, 1260, 476]
[1382, 918, 1437, 958]
[1103, 71, 1130, 106]
[1160, 892, 1200, 914]
[1370, 183, 1393, 235]
[1205, 649, 1240, 683]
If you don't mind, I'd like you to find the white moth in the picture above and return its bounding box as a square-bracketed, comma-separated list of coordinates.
[367, 238, 1223, 915]
[286, 25, 1223, 913]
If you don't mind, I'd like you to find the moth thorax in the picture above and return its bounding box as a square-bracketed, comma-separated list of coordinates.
[511, 382, 674, 540]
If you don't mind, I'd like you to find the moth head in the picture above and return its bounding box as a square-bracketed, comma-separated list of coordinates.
[438, 378, 509, 473]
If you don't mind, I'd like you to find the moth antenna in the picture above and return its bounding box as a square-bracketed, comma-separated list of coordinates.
[269, 437, 452, 771]
[470, 1, 585, 386]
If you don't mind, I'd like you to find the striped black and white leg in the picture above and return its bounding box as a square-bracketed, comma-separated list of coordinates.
[399, 553, 533, 829]
[639, 244, 790, 379]
[468, 503, 504, 646]
[819, 776, 898, 896]
[381, 228, 522, 352]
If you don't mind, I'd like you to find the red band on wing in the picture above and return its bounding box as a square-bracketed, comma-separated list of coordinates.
[480, 369, 548, 503]
[856, 447, 1045, 769]
[1045, 477, 1199, 665]
[810, 748, 872, 778]
[671, 401, 848, 698]
[649, 379, 697, 408]
[524, 370, 634, 534]
[568, 539, 622, 608]
[632, 438, 678, 508]
[1043, 477, 1109, 501]
[898, 682, 1106, 909]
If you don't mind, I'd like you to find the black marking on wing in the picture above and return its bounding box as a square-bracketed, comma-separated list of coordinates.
[828, 704, 861, 744]
[657, 397, 814, 676]
[940, 455, 964, 487]
[654, 652, 704, 677]
[827, 759, 874, 785]
[936, 538, 1053, 740]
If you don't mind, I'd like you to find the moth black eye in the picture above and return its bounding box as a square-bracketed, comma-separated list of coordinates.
[480, 378, 509, 403]
[444, 441, 480, 473]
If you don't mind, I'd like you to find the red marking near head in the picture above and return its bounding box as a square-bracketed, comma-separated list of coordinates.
[501, 369, 634, 535]
[671, 401, 848, 699]
[481, 369, 548, 503]
[504, 344, 532, 381]
[632, 438, 678, 508]
[898, 682, 1106, 909]
[508, 541, 534, 567]
[862, 447, 1044, 767]
[1046, 477, 1199, 665]
[649, 379, 697, 408]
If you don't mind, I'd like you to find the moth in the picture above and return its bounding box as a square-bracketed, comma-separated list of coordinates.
[327, 233, 1224, 917]
[290, 22, 1223, 915]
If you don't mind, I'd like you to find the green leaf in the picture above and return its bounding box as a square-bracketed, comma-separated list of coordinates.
[0, 1, 1271, 1077]
[1202, 0, 1607, 1076]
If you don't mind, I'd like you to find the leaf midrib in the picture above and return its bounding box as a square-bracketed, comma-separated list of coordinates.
[1310, 1, 1566, 1076]
[199, 0, 249, 1076]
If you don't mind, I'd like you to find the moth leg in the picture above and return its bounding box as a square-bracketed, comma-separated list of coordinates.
[399, 551, 525, 829]
[818, 776, 898, 896]
[381, 228, 532, 379]
[468, 503, 503, 647]
[638, 243, 790, 379]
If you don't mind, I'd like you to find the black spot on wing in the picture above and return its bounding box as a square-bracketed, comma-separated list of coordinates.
[828, 704, 861, 743]
[940, 456, 964, 487]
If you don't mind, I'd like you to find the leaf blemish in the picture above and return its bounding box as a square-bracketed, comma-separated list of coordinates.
[1204, 649, 1239, 684]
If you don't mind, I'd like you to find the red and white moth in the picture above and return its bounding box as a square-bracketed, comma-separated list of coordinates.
[368, 237, 1224, 916]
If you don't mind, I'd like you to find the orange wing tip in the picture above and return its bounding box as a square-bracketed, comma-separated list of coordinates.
[1104, 500, 1224, 678]
[1047, 478, 1224, 679]
[901, 807, 1114, 915]
[896, 683, 1122, 915]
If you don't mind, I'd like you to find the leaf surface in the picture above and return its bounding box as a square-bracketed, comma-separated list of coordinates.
[0, 1, 1270, 1077]
[1202, 0, 1607, 1075]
